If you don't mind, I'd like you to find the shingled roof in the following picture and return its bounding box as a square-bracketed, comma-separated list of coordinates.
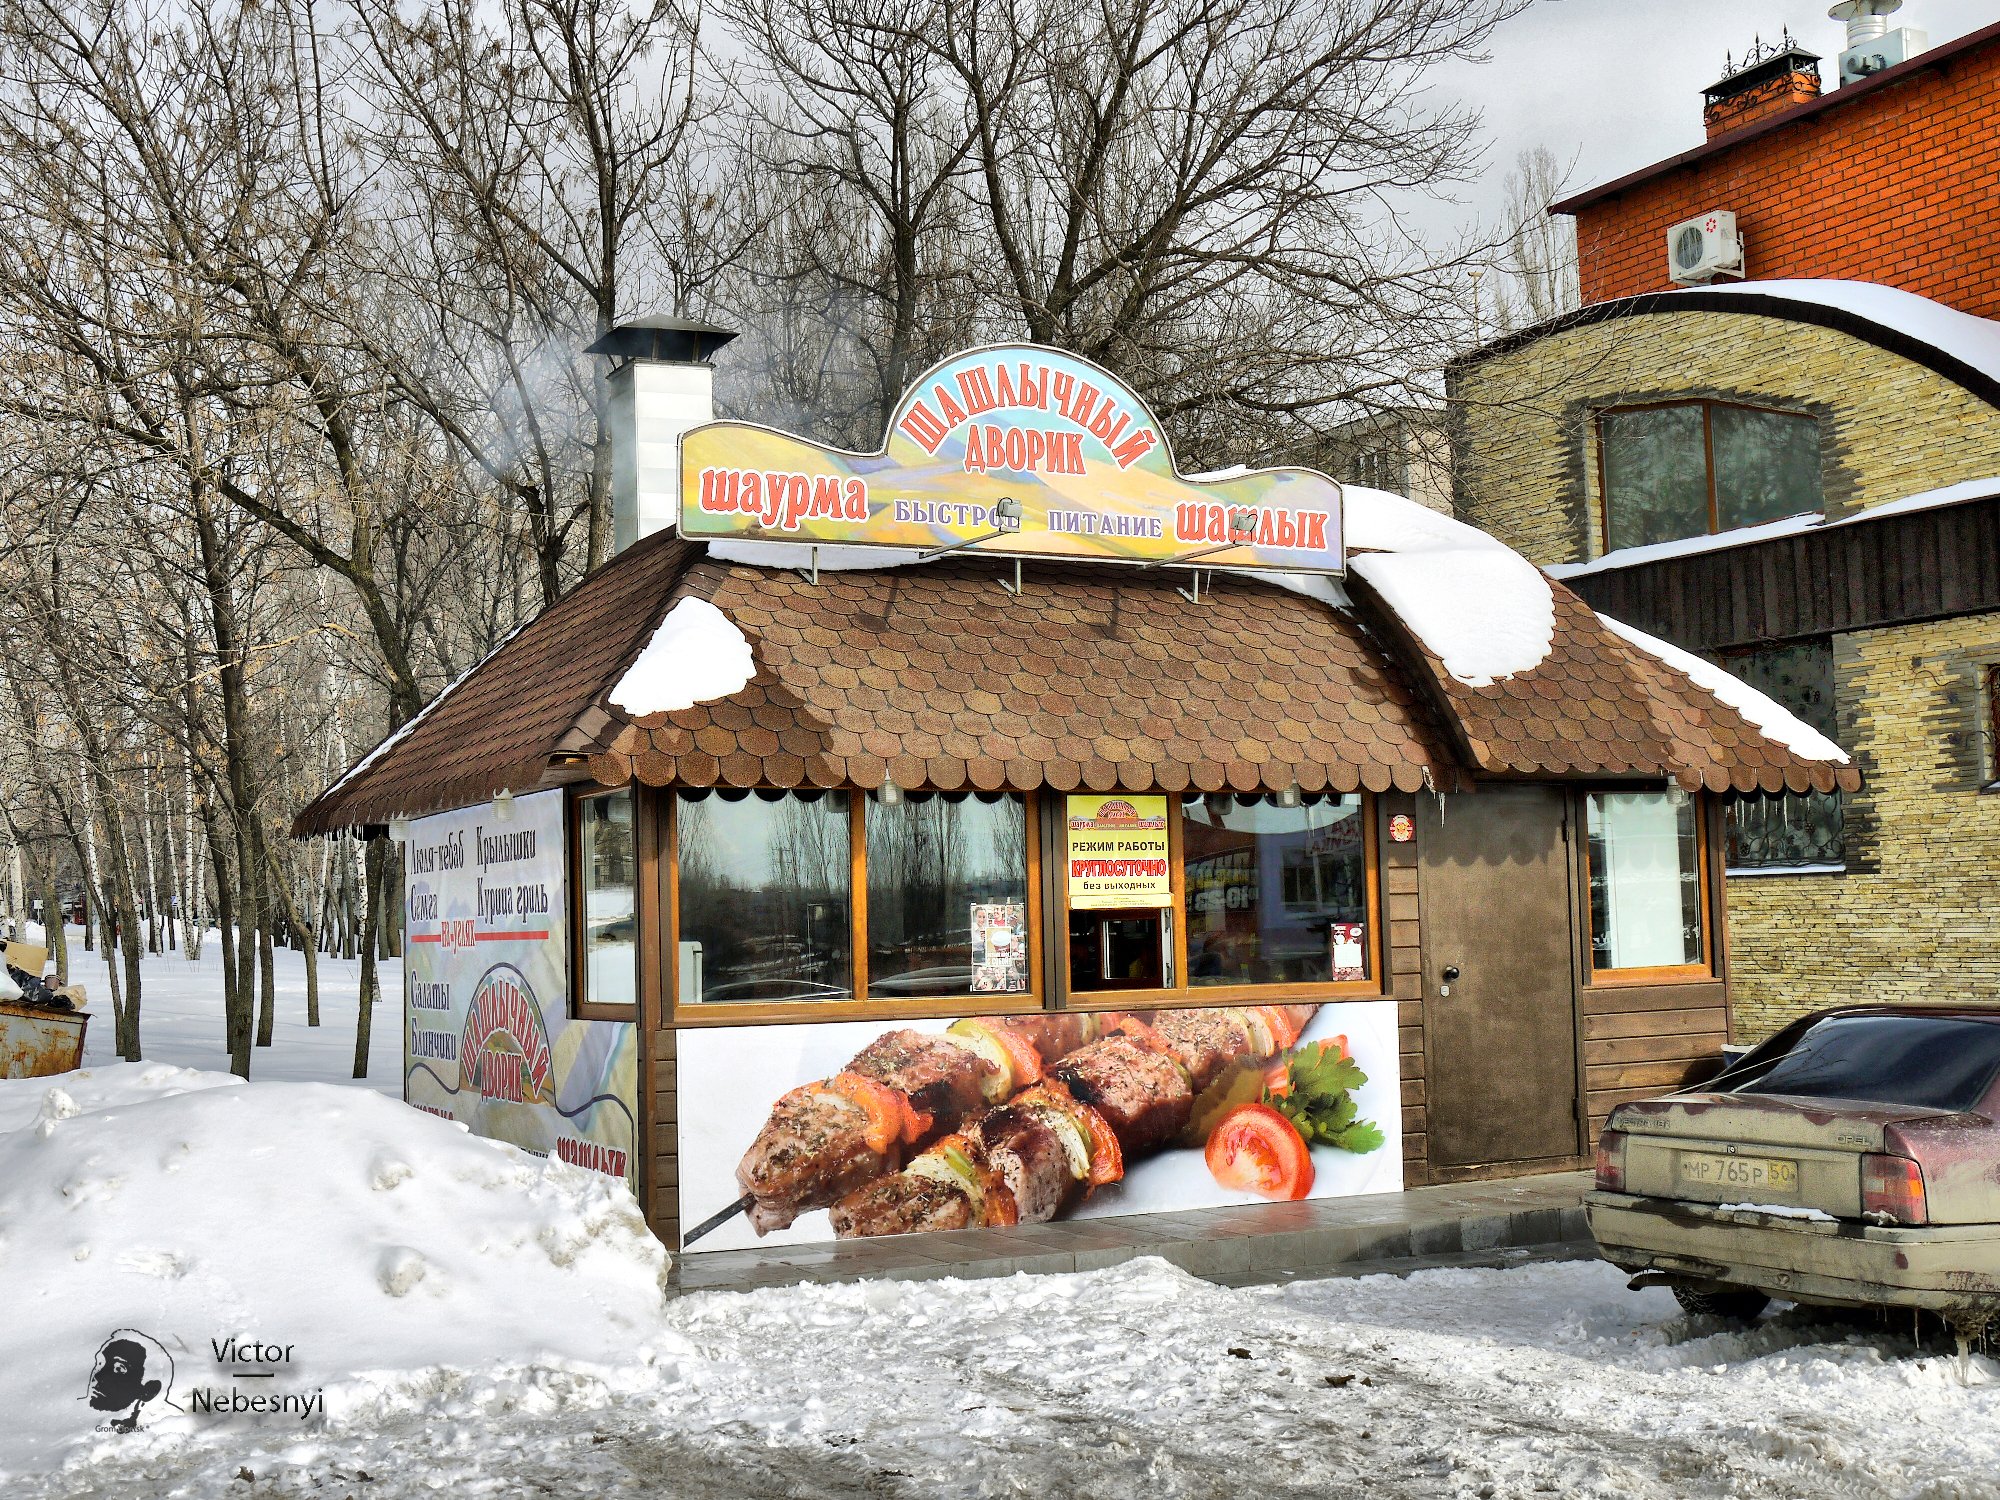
[293, 523, 1860, 835]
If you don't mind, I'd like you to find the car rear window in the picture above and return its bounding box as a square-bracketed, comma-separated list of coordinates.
[1725, 1015, 2000, 1112]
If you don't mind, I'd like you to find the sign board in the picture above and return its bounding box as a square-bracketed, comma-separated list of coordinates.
[401, 790, 639, 1188]
[1066, 794, 1172, 909]
[678, 345, 1343, 575]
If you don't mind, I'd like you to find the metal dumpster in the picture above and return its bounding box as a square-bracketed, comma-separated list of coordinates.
[0, 1000, 88, 1078]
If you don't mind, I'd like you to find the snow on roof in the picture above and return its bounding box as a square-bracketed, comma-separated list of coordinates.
[608, 597, 756, 716]
[1597, 613, 1848, 764]
[708, 538, 931, 571]
[1343, 485, 1556, 688]
[1548, 475, 2000, 580]
[1688, 279, 2000, 385]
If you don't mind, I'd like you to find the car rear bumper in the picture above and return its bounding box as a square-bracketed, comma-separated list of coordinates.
[1586, 1191, 2000, 1312]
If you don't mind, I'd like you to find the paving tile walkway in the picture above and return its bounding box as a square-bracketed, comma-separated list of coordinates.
[672, 1170, 1596, 1294]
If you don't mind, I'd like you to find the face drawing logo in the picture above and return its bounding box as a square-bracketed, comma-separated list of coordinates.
[86, 1330, 175, 1433]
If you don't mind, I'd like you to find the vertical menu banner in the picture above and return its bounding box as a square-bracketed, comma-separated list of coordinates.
[401, 790, 639, 1189]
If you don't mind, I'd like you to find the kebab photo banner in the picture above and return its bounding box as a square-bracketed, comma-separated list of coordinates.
[676, 1001, 1402, 1254]
[675, 344, 1344, 575]
[401, 791, 640, 1190]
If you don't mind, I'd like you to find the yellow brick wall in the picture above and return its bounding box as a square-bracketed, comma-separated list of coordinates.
[1728, 615, 2000, 1040]
[1451, 307, 2000, 1043]
[1450, 310, 2000, 563]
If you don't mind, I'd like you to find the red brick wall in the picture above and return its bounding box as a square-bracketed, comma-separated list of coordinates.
[1570, 37, 2000, 319]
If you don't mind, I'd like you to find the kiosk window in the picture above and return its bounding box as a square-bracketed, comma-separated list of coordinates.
[1182, 793, 1370, 986]
[866, 791, 1031, 997]
[1586, 790, 1707, 975]
[676, 789, 853, 1004]
[576, 788, 636, 1010]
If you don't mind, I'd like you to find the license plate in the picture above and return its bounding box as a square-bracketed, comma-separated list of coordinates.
[1678, 1151, 1798, 1194]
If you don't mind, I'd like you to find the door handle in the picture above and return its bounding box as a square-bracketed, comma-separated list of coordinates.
[1440, 964, 1460, 997]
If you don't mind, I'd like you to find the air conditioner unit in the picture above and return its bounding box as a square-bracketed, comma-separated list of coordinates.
[1666, 210, 1745, 286]
[1838, 27, 1927, 87]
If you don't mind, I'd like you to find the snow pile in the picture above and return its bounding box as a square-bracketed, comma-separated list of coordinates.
[1342, 485, 1556, 687]
[1599, 614, 1849, 762]
[608, 596, 757, 716]
[1694, 278, 2000, 384]
[0, 1065, 674, 1478]
[1719, 1202, 1836, 1222]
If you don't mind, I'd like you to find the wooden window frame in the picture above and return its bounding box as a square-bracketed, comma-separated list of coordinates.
[1054, 791, 1385, 1014]
[1581, 787, 1715, 988]
[1986, 664, 2000, 790]
[568, 784, 641, 1022]
[1593, 398, 1822, 556]
[663, 787, 1047, 1028]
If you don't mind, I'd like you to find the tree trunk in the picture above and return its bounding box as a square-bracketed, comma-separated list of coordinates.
[264, 838, 320, 1027]
[353, 837, 384, 1079]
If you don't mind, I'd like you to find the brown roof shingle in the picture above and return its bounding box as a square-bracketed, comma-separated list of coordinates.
[295, 532, 1860, 834]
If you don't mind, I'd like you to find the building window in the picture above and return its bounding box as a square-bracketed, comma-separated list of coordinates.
[675, 789, 853, 1004]
[1585, 790, 1708, 977]
[1598, 401, 1821, 551]
[1987, 664, 2000, 788]
[1350, 444, 1407, 494]
[1181, 793, 1371, 986]
[866, 792, 1032, 997]
[575, 788, 637, 1012]
[1715, 641, 1845, 869]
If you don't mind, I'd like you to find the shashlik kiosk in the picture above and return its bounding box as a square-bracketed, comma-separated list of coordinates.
[295, 331, 1860, 1257]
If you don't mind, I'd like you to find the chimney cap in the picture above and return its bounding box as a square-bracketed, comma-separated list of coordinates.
[1704, 32, 1822, 100]
[587, 316, 739, 363]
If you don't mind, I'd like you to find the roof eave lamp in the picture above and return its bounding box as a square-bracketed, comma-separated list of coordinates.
[1277, 782, 1303, 809]
[877, 773, 904, 807]
[494, 788, 515, 822]
[917, 495, 1025, 565]
[387, 815, 412, 844]
[1163, 507, 1260, 603]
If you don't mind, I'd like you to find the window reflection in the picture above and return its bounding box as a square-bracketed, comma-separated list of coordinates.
[578, 789, 636, 1009]
[1181, 793, 1369, 986]
[676, 789, 853, 1003]
[866, 792, 1030, 996]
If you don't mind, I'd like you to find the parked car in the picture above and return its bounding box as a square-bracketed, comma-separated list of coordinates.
[1587, 1006, 2000, 1326]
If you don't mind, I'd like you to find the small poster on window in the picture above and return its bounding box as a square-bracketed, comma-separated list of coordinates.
[1329, 922, 1366, 983]
[969, 902, 1027, 992]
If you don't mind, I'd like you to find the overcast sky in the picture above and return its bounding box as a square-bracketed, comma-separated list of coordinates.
[1434, 0, 1994, 234]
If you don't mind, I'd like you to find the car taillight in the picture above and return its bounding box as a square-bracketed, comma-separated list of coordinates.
[1595, 1128, 1627, 1192]
[1860, 1153, 1928, 1226]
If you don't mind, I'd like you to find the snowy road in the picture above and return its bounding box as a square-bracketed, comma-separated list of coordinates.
[23, 1257, 1999, 1499]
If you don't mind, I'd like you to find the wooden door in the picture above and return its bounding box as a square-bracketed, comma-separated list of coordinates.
[1418, 786, 1581, 1170]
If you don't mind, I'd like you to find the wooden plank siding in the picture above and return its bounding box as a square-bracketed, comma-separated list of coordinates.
[1566, 492, 2000, 654]
[1382, 794, 1432, 1185]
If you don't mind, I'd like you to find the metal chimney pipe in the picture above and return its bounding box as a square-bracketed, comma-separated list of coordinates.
[587, 318, 738, 553]
[1829, 0, 1901, 47]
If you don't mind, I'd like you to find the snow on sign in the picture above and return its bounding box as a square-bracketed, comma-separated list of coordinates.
[677, 344, 1345, 575]
[402, 790, 639, 1188]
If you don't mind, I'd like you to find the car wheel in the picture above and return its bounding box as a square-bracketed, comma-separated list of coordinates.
[1671, 1282, 1771, 1323]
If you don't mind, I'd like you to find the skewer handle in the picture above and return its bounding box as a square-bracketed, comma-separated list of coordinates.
[681, 1191, 756, 1247]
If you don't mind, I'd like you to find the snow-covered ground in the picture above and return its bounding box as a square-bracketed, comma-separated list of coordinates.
[24, 924, 402, 1091]
[2, 1063, 1997, 1499]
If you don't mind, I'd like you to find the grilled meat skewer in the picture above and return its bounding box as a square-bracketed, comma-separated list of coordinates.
[736, 1013, 1107, 1233]
[830, 1005, 1318, 1238]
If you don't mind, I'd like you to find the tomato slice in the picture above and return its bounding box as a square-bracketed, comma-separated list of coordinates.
[1076, 1101, 1125, 1187]
[1205, 1103, 1315, 1201]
